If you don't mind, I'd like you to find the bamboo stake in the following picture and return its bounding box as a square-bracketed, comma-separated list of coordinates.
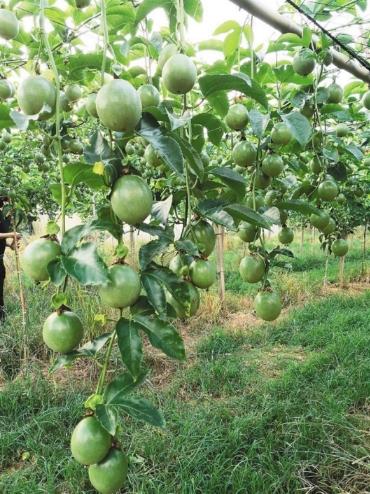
[215, 225, 225, 304]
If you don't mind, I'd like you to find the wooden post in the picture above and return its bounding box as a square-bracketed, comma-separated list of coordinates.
[362, 223, 367, 279]
[129, 227, 136, 267]
[339, 256, 345, 288]
[215, 225, 225, 304]
[323, 250, 329, 288]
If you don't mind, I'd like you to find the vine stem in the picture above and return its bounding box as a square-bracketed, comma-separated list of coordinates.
[40, 0, 66, 235]
[100, 0, 109, 85]
[96, 330, 116, 395]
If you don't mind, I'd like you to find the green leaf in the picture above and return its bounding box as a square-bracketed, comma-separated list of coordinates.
[95, 405, 118, 436]
[138, 116, 184, 176]
[152, 195, 173, 225]
[141, 272, 167, 317]
[105, 371, 147, 403]
[214, 20, 240, 35]
[47, 259, 66, 286]
[210, 167, 246, 196]
[248, 109, 270, 138]
[277, 199, 320, 215]
[136, 0, 173, 23]
[206, 91, 229, 117]
[344, 144, 363, 161]
[197, 199, 235, 229]
[51, 293, 67, 309]
[63, 163, 105, 190]
[169, 131, 204, 180]
[281, 111, 312, 147]
[199, 73, 268, 109]
[84, 131, 112, 164]
[184, 0, 203, 21]
[61, 242, 109, 286]
[116, 318, 143, 379]
[112, 397, 165, 427]
[133, 314, 185, 360]
[139, 237, 172, 270]
[191, 113, 224, 146]
[224, 29, 241, 58]
[67, 53, 112, 81]
[225, 204, 272, 229]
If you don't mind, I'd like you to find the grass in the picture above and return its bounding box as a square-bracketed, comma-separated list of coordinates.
[1, 291, 369, 493]
[0, 233, 368, 493]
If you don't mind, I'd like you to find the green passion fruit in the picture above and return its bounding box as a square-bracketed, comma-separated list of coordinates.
[111, 175, 153, 225]
[85, 93, 98, 118]
[65, 84, 82, 102]
[162, 54, 197, 94]
[190, 259, 216, 289]
[59, 92, 72, 112]
[0, 9, 19, 40]
[246, 194, 265, 210]
[99, 264, 141, 309]
[17, 76, 56, 118]
[271, 123, 292, 146]
[337, 193, 346, 205]
[225, 104, 249, 131]
[21, 238, 61, 281]
[138, 84, 160, 109]
[238, 222, 260, 243]
[96, 80, 142, 132]
[265, 190, 280, 207]
[262, 154, 284, 177]
[327, 83, 343, 104]
[362, 91, 370, 110]
[336, 124, 349, 137]
[144, 144, 162, 167]
[167, 282, 200, 318]
[331, 238, 348, 257]
[156, 43, 178, 75]
[43, 311, 83, 353]
[239, 255, 265, 283]
[293, 48, 315, 76]
[254, 291, 282, 321]
[169, 254, 192, 277]
[255, 170, 272, 190]
[310, 210, 330, 230]
[310, 156, 323, 174]
[88, 448, 128, 494]
[0, 79, 14, 100]
[317, 180, 339, 201]
[71, 416, 112, 466]
[232, 141, 256, 167]
[278, 227, 294, 245]
[321, 217, 336, 235]
[188, 220, 216, 258]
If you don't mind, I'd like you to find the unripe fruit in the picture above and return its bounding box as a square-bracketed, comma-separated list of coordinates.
[85, 93, 98, 118]
[232, 141, 256, 167]
[301, 102, 314, 119]
[310, 210, 330, 230]
[167, 282, 200, 318]
[138, 84, 160, 108]
[262, 154, 284, 177]
[337, 193, 346, 205]
[111, 175, 153, 225]
[278, 227, 294, 245]
[188, 220, 216, 257]
[246, 194, 265, 210]
[271, 123, 292, 146]
[65, 84, 82, 102]
[265, 190, 280, 207]
[293, 49, 315, 76]
[96, 80, 142, 132]
[162, 54, 197, 94]
[99, 264, 141, 309]
[317, 180, 339, 201]
[88, 449, 128, 494]
[332, 239, 348, 257]
[144, 144, 162, 167]
[238, 222, 260, 243]
[69, 139, 84, 154]
[190, 259, 216, 289]
[310, 156, 323, 174]
[43, 311, 83, 353]
[239, 255, 265, 283]
[327, 83, 343, 104]
[225, 104, 249, 131]
[59, 92, 72, 112]
[362, 91, 370, 110]
[336, 124, 349, 137]
[0, 9, 19, 40]
[321, 217, 336, 235]
[21, 239, 61, 281]
[0, 79, 14, 100]
[255, 170, 271, 190]
[17, 76, 56, 119]
[254, 291, 282, 321]
[156, 44, 178, 75]
[71, 416, 112, 465]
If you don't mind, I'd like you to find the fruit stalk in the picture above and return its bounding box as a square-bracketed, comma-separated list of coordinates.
[95, 330, 116, 396]
[39, 0, 66, 235]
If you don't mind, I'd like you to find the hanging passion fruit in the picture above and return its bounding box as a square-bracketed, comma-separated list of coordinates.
[88, 449, 128, 494]
[271, 123, 292, 146]
[99, 264, 141, 309]
[190, 259, 216, 289]
[327, 83, 343, 104]
[293, 48, 315, 76]
[0, 9, 19, 40]
[162, 54, 197, 94]
[96, 80, 142, 132]
[321, 217, 336, 235]
[167, 282, 200, 318]
[43, 311, 83, 353]
[85, 93, 98, 118]
[65, 83, 82, 102]
[188, 220, 216, 257]
[17, 76, 56, 119]
[310, 210, 330, 230]
[278, 227, 294, 245]
[21, 238, 61, 281]
[255, 291, 282, 321]
[111, 175, 153, 225]
[225, 104, 249, 131]
[317, 180, 339, 202]
[332, 239, 348, 257]
[138, 84, 160, 109]
[239, 255, 265, 283]
[232, 141, 256, 167]
[71, 416, 112, 465]
[156, 43, 178, 76]
[0, 79, 14, 100]
[262, 154, 284, 177]
[238, 222, 260, 243]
